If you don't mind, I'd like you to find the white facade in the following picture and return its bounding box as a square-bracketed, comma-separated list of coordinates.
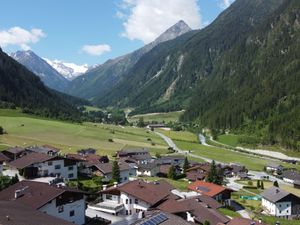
[283, 177, 295, 184]
[262, 198, 292, 217]
[136, 167, 159, 177]
[34, 159, 77, 179]
[39, 197, 85, 225]
[101, 191, 151, 215]
[101, 168, 135, 183]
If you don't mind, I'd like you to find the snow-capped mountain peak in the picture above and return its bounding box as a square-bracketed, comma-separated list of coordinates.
[44, 58, 89, 80]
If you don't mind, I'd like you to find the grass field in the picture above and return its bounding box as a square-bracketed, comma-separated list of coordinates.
[159, 129, 198, 143]
[218, 208, 241, 218]
[217, 134, 241, 147]
[128, 111, 184, 123]
[0, 109, 168, 156]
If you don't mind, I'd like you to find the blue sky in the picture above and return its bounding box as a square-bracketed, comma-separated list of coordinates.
[0, 0, 234, 66]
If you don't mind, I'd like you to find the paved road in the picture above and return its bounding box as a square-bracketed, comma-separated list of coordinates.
[155, 132, 222, 164]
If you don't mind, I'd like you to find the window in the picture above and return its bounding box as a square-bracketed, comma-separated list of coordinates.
[129, 210, 132, 215]
[106, 195, 112, 200]
[129, 199, 132, 204]
[135, 199, 138, 204]
[279, 211, 282, 214]
[68, 173, 74, 178]
[48, 161, 53, 166]
[125, 210, 128, 215]
[55, 165, 61, 170]
[287, 204, 289, 207]
[126, 199, 128, 204]
[68, 166, 73, 171]
[58, 206, 64, 213]
[70, 210, 75, 217]
[279, 204, 281, 207]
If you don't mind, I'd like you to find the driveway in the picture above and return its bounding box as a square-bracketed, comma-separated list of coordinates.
[86, 207, 124, 224]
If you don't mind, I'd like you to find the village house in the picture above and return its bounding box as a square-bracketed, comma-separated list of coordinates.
[185, 164, 211, 182]
[113, 210, 193, 225]
[0, 201, 75, 225]
[95, 180, 174, 215]
[136, 162, 160, 177]
[158, 194, 229, 225]
[158, 164, 181, 177]
[8, 152, 78, 179]
[158, 155, 185, 167]
[261, 186, 300, 218]
[228, 163, 248, 177]
[0, 180, 86, 225]
[265, 163, 284, 175]
[224, 218, 269, 225]
[2, 147, 26, 161]
[282, 170, 300, 184]
[0, 152, 9, 175]
[85, 161, 135, 182]
[117, 149, 153, 165]
[26, 145, 60, 156]
[188, 181, 233, 202]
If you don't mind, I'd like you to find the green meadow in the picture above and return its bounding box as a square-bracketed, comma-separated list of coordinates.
[0, 109, 168, 156]
[128, 111, 184, 123]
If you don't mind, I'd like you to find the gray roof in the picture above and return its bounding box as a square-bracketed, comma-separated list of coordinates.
[138, 163, 158, 170]
[282, 170, 300, 181]
[261, 187, 291, 203]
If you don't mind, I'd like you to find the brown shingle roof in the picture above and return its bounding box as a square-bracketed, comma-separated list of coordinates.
[158, 197, 228, 225]
[106, 180, 174, 206]
[3, 147, 25, 154]
[227, 218, 269, 225]
[8, 152, 57, 169]
[0, 201, 73, 225]
[0, 180, 65, 209]
[0, 152, 9, 162]
[92, 162, 131, 174]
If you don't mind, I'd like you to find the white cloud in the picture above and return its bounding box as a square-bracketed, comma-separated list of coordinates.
[118, 0, 201, 44]
[81, 44, 111, 56]
[0, 26, 45, 50]
[219, 0, 235, 9]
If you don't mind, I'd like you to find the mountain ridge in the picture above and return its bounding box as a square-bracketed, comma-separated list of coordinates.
[66, 20, 192, 100]
[11, 50, 69, 92]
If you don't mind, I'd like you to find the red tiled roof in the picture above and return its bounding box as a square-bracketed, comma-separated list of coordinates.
[188, 181, 226, 197]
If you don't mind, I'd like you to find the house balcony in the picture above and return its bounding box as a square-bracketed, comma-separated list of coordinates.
[88, 201, 124, 214]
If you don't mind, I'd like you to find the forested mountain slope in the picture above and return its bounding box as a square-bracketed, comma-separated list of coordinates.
[96, 0, 284, 114]
[182, 0, 300, 150]
[0, 48, 81, 121]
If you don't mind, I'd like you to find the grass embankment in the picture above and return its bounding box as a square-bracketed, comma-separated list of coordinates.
[156, 129, 300, 171]
[0, 109, 168, 156]
[128, 111, 184, 123]
[216, 134, 300, 158]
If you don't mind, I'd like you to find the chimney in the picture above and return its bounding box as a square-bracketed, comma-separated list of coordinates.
[250, 222, 255, 225]
[258, 218, 262, 223]
[102, 185, 107, 191]
[275, 222, 280, 225]
[6, 215, 10, 221]
[276, 189, 280, 193]
[113, 182, 118, 188]
[14, 190, 22, 199]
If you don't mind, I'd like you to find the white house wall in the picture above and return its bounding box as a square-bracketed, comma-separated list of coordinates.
[33, 159, 77, 179]
[39, 198, 85, 225]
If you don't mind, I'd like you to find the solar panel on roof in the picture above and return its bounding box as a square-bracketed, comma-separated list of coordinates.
[140, 213, 168, 225]
[196, 186, 210, 192]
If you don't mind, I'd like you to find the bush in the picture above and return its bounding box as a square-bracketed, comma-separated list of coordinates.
[248, 180, 253, 186]
[0, 126, 3, 135]
[108, 139, 114, 142]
